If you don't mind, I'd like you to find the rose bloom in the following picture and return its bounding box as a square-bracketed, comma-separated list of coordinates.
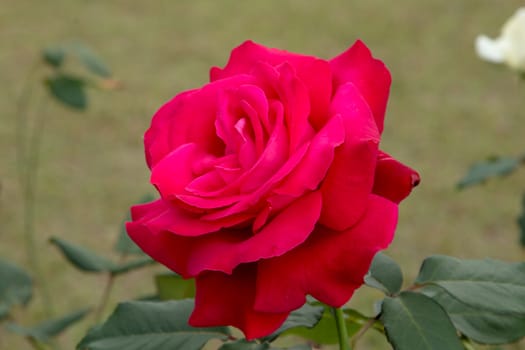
[127, 40, 419, 339]
[476, 7, 525, 71]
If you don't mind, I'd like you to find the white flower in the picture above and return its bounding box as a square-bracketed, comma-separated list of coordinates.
[475, 7, 525, 71]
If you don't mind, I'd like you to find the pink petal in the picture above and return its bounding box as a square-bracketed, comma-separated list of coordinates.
[274, 114, 345, 197]
[145, 75, 255, 168]
[215, 86, 268, 163]
[129, 198, 251, 238]
[238, 102, 289, 194]
[190, 265, 289, 340]
[126, 221, 194, 277]
[319, 82, 380, 231]
[150, 143, 203, 199]
[237, 85, 270, 152]
[373, 151, 421, 203]
[330, 40, 391, 133]
[274, 63, 313, 152]
[144, 89, 195, 169]
[201, 140, 308, 221]
[210, 40, 318, 82]
[185, 191, 322, 275]
[254, 194, 398, 313]
[211, 41, 332, 131]
[299, 59, 332, 130]
[127, 192, 321, 277]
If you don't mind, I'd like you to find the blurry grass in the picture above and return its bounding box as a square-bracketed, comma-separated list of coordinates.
[1, 0, 525, 349]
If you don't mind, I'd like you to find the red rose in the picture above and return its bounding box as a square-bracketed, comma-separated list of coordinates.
[127, 40, 419, 339]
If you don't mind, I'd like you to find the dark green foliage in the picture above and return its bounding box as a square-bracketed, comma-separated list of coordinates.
[6, 308, 90, 342]
[381, 292, 463, 350]
[0, 259, 33, 320]
[219, 340, 271, 350]
[46, 74, 87, 110]
[415, 255, 525, 314]
[364, 252, 403, 295]
[283, 307, 370, 344]
[261, 303, 324, 342]
[77, 299, 230, 350]
[457, 156, 523, 189]
[42, 46, 66, 68]
[42, 42, 112, 77]
[422, 286, 525, 344]
[50, 237, 155, 275]
[219, 340, 312, 350]
[518, 192, 525, 248]
[68, 42, 112, 77]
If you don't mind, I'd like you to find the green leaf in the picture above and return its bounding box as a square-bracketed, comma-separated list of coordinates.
[261, 303, 324, 342]
[518, 192, 525, 248]
[114, 194, 155, 255]
[380, 291, 463, 350]
[219, 340, 271, 350]
[422, 285, 525, 345]
[51, 237, 155, 275]
[219, 340, 311, 350]
[6, 308, 90, 342]
[110, 257, 156, 276]
[364, 252, 403, 295]
[415, 255, 525, 314]
[77, 299, 230, 350]
[68, 42, 111, 78]
[50, 237, 116, 273]
[0, 258, 33, 319]
[283, 307, 370, 344]
[46, 74, 87, 110]
[42, 46, 66, 68]
[457, 156, 521, 189]
[155, 273, 195, 300]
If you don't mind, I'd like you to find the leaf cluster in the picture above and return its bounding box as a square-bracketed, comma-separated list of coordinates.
[73, 253, 525, 350]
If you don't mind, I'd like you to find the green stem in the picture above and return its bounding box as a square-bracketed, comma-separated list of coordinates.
[350, 318, 376, 349]
[15, 61, 40, 189]
[15, 72, 55, 317]
[26, 96, 54, 317]
[27, 338, 50, 350]
[94, 273, 116, 323]
[333, 307, 351, 350]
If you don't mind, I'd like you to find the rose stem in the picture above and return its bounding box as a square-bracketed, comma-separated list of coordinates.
[15, 70, 55, 317]
[333, 307, 351, 350]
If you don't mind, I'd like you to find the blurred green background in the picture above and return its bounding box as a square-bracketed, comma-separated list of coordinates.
[1, 0, 524, 349]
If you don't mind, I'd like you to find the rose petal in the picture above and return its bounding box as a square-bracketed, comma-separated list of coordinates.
[144, 89, 195, 169]
[185, 190, 322, 275]
[239, 103, 289, 194]
[210, 40, 318, 81]
[254, 194, 398, 313]
[145, 75, 255, 168]
[274, 114, 345, 197]
[211, 41, 332, 131]
[201, 140, 308, 221]
[215, 86, 268, 163]
[299, 59, 332, 130]
[126, 221, 193, 276]
[190, 265, 289, 340]
[129, 198, 251, 237]
[274, 63, 313, 152]
[330, 40, 391, 133]
[372, 151, 420, 203]
[128, 191, 321, 277]
[319, 82, 379, 231]
[150, 143, 204, 199]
